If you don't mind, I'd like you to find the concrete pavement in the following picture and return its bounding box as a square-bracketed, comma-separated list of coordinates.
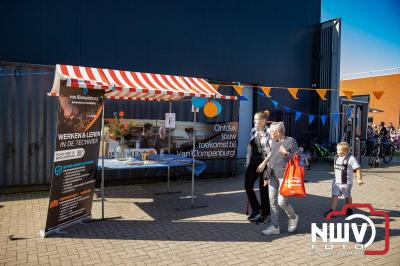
[1, 159, 399, 265]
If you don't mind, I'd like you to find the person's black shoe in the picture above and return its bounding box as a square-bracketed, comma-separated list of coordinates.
[306, 165, 311, 170]
[256, 215, 270, 225]
[346, 208, 353, 216]
[247, 211, 261, 221]
[324, 209, 333, 218]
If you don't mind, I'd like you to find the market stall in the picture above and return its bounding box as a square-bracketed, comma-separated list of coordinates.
[42, 64, 237, 237]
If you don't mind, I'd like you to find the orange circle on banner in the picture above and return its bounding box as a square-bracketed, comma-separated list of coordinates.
[203, 101, 218, 118]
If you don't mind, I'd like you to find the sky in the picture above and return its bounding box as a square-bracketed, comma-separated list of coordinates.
[322, 0, 400, 78]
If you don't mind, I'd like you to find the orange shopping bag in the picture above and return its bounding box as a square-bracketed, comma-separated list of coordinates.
[279, 155, 306, 197]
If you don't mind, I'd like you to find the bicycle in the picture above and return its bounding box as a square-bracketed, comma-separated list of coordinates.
[310, 138, 336, 162]
[368, 136, 395, 167]
[381, 138, 395, 163]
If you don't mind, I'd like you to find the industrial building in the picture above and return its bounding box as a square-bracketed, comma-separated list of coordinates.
[0, 0, 340, 187]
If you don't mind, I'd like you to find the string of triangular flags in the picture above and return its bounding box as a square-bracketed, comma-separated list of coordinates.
[256, 91, 352, 126]
[212, 84, 330, 101]
[211, 84, 384, 101]
[254, 89, 347, 126]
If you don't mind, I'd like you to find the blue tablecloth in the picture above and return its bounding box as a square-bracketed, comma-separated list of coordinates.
[97, 154, 206, 176]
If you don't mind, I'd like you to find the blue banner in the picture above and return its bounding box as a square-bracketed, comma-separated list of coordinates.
[283, 105, 291, 112]
[321, 115, 327, 125]
[308, 114, 315, 124]
[239, 95, 248, 101]
[295, 111, 302, 121]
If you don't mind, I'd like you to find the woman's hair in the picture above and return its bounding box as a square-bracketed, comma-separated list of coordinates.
[254, 110, 270, 120]
[270, 122, 285, 134]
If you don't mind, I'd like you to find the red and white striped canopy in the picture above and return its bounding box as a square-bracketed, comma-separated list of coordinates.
[48, 64, 237, 101]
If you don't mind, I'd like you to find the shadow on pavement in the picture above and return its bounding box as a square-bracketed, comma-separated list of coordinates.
[48, 190, 399, 247]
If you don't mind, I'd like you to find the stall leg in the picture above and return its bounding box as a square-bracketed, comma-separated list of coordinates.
[89, 102, 122, 223]
[191, 110, 196, 207]
[167, 166, 170, 192]
[154, 165, 181, 195]
[168, 101, 172, 155]
[176, 107, 207, 210]
[101, 102, 105, 220]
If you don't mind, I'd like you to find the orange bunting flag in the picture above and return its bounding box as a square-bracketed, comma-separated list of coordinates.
[316, 89, 328, 100]
[343, 90, 354, 99]
[211, 84, 220, 91]
[372, 90, 384, 100]
[261, 87, 272, 97]
[232, 85, 244, 96]
[288, 88, 299, 99]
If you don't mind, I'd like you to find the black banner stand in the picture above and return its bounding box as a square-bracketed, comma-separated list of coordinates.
[40, 214, 92, 237]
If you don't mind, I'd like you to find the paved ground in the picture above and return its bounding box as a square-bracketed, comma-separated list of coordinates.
[1, 158, 400, 265]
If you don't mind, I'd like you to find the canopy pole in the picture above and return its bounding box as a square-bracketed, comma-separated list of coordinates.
[101, 101, 105, 220]
[168, 101, 172, 155]
[191, 108, 196, 207]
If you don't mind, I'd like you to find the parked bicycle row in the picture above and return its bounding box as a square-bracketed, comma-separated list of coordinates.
[299, 123, 398, 169]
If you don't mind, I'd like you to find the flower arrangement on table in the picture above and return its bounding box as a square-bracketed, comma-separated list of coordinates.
[102, 111, 136, 159]
[104, 111, 136, 140]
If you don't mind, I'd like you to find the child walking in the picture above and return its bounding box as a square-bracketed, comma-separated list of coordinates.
[325, 142, 364, 217]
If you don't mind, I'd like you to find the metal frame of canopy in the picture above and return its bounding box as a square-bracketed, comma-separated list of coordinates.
[49, 64, 238, 218]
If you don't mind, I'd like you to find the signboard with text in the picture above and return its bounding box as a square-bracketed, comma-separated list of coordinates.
[177, 122, 238, 159]
[41, 85, 104, 237]
[104, 119, 238, 160]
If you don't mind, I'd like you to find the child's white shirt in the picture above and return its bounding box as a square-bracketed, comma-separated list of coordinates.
[334, 155, 360, 184]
